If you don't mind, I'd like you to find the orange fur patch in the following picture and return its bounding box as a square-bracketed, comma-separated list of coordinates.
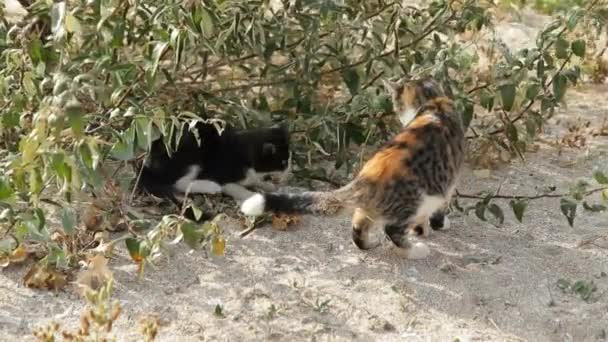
[401, 85, 417, 109]
[404, 114, 438, 130]
[428, 97, 454, 113]
[358, 145, 410, 181]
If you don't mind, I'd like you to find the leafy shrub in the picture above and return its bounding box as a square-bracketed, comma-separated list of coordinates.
[0, 0, 606, 269]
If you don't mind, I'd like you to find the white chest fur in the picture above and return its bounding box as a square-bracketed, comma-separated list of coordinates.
[398, 108, 418, 127]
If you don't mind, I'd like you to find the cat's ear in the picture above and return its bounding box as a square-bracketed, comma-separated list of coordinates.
[382, 79, 400, 95]
[420, 78, 442, 99]
[263, 142, 277, 155]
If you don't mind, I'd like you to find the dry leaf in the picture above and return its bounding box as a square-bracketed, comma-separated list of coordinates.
[83, 204, 103, 231]
[74, 255, 112, 296]
[24, 264, 67, 290]
[0, 245, 33, 268]
[211, 236, 225, 256]
[9, 245, 29, 263]
[89, 232, 117, 257]
[272, 214, 302, 231]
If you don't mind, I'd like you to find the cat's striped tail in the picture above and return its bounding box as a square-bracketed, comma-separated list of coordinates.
[240, 181, 356, 216]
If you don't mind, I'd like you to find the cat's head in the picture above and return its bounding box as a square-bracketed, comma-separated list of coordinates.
[251, 123, 290, 175]
[383, 77, 450, 127]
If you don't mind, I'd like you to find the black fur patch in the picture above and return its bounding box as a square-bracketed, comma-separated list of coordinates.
[138, 121, 290, 204]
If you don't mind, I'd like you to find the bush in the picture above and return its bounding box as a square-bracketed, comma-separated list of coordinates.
[0, 0, 607, 270]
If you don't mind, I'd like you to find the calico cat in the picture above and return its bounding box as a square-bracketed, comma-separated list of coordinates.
[240, 78, 466, 259]
[138, 121, 290, 212]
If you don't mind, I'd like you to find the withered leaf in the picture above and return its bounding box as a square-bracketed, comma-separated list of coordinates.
[74, 255, 112, 296]
[24, 264, 67, 291]
[271, 214, 302, 231]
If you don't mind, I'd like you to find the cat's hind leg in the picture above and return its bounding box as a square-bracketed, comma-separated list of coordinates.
[175, 179, 222, 194]
[351, 208, 380, 250]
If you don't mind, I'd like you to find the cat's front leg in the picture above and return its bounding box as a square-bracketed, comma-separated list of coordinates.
[222, 183, 256, 202]
[255, 181, 277, 192]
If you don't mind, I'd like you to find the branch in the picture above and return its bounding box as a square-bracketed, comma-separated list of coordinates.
[487, 52, 573, 136]
[456, 187, 607, 201]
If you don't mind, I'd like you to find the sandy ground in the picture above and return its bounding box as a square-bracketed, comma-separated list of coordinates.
[2, 2, 608, 341]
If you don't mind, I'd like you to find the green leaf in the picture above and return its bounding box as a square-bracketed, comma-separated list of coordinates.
[525, 83, 540, 101]
[65, 14, 81, 34]
[509, 199, 528, 223]
[525, 116, 537, 136]
[147, 42, 169, 83]
[110, 128, 136, 161]
[553, 73, 568, 101]
[506, 123, 518, 143]
[59, 208, 76, 235]
[555, 38, 569, 60]
[0, 178, 14, 201]
[499, 84, 516, 111]
[572, 280, 596, 301]
[480, 90, 494, 111]
[180, 222, 205, 249]
[341, 69, 360, 96]
[582, 201, 606, 212]
[571, 40, 585, 58]
[556, 278, 571, 291]
[487, 204, 504, 224]
[125, 238, 148, 263]
[65, 101, 84, 137]
[566, 9, 584, 31]
[214, 304, 224, 318]
[560, 198, 577, 227]
[536, 59, 545, 79]
[189, 204, 203, 221]
[29, 169, 43, 195]
[34, 208, 46, 232]
[474, 202, 487, 221]
[593, 171, 608, 185]
[27, 39, 43, 65]
[200, 7, 215, 37]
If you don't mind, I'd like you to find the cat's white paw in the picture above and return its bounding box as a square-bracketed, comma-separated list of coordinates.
[442, 216, 451, 230]
[240, 194, 266, 216]
[407, 242, 431, 259]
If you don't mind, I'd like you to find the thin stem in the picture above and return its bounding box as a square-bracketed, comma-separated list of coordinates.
[456, 187, 607, 201]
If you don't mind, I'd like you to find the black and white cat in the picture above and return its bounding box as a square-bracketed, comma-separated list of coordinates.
[138, 121, 290, 208]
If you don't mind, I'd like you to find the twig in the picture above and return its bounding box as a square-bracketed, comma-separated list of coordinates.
[308, 175, 343, 188]
[129, 156, 147, 205]
[456, 187, 607, 201]
[239, 224, 258, 238]
[467, 83, 490, 94]
[213, 78, 297, 93]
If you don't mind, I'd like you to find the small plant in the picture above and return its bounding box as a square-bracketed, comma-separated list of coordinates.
[556, 278, 598, 302]
[33, 277, 122, 341]
[313, 298, 332, 314]
[213, 304, 225, 318]
[266, 304, 281, 320]
[32, 267, 162, 341]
